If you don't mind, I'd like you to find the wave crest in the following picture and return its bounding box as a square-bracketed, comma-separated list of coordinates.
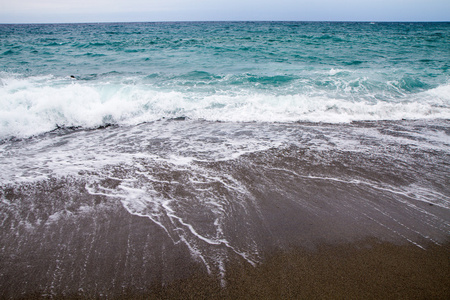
[1, 74, 449, 139]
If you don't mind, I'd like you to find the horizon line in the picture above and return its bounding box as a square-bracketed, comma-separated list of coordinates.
[1, 20, 449, 25]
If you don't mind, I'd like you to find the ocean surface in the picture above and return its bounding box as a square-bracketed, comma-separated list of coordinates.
[1, 22, 449, 297]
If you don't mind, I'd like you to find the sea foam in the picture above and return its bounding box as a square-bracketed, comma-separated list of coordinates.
[1, 74, 449, 139]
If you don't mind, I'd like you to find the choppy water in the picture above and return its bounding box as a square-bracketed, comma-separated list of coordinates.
[0, 22, 449, 297]
[1, 22, 450, 138]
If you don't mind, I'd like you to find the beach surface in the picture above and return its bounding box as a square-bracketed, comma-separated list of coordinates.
[1, 188, 448, 299]
[147, 241, 450, 299]
[1, 120, 449, 299]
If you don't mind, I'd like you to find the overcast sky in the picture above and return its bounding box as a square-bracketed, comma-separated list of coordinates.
[1, 0, 449, 23]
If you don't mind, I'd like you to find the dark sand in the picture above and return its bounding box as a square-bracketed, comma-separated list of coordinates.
[124, 241, 450, 300]
[2, 121, 450, 299]
[2, 163, 449, 299]
[15, 240, 449, 299]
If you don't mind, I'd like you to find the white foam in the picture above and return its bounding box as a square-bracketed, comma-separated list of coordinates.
[1, 74, 449, 139]
[424, 83, 450, 103]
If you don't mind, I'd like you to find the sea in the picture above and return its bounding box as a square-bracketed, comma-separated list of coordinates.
[1, 22, 449, 297]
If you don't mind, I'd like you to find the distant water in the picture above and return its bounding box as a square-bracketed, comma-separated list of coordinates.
[1, 22, 449, 138]
[1, 22, 449, 297]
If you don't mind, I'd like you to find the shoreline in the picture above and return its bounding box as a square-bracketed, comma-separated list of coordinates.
[1, 119, 449, 299]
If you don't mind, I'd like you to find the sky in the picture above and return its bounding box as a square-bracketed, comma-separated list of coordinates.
[0, 0, 449, 23]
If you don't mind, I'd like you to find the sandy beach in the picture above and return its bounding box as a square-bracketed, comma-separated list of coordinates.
[1, 123, 449, 299]
[147, 241, 450, 299]
[8, 235, 449, 299]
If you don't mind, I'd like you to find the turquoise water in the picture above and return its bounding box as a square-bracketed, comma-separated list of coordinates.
[1, 22, 450, 138]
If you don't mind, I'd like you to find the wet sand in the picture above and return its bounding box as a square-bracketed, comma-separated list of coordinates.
[3, 199, 449, 299]
[1, 120, 449, 299]
[28, 240, 447, 299]
[147, 241, 450, 300]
